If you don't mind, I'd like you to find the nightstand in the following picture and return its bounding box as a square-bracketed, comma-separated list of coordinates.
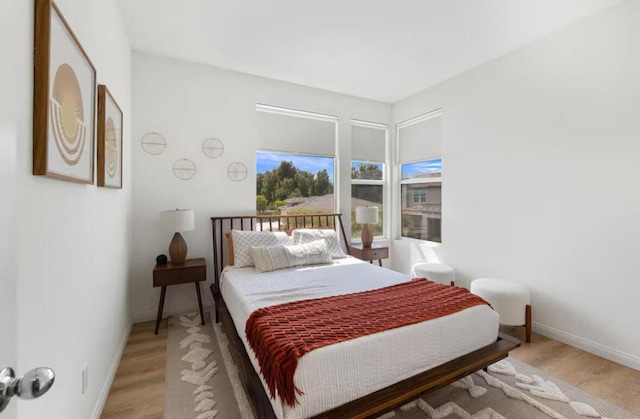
[349, 243, 389, 266]
[153, 258, 206, 334]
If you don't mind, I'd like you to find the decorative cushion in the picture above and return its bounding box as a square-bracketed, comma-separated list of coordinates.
[283, 240, 333, 267]
[251, 240, 332, 273]
[231, 230, 291, 268]
[291, 229, 346, 259]
[251, 245, 291, 273]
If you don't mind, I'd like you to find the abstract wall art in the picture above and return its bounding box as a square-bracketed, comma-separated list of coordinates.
[97, 85, 123, 188]
[33, 0, 97, 183]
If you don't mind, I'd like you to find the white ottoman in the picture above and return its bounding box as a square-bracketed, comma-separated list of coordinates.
[470, 278, 532, 343]
[411, 263, 455, 286]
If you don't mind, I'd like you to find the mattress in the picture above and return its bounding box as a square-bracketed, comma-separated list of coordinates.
[220, 257, 499, 419]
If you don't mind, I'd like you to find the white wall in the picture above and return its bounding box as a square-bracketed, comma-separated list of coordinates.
[392, 0, 640, 369]
[131, 52, 391, 321]
[0, 0, 20, 417]
[5, 0, 133, 418]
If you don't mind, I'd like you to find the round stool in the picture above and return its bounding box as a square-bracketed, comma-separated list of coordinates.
[470, 278, 532, 343]
[411, 263, 455, 286]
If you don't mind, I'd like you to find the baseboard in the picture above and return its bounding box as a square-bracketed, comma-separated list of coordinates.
[533, 321, 640, 371]
[133, 301, 214, 324]
[91, 320, 132, 419]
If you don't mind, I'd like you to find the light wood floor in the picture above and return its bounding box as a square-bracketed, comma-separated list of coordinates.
[101, 321, 640, 418]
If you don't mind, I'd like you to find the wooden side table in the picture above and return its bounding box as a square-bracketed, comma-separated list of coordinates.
[153, 258, 206, 335]
[349, 243, 389, 266]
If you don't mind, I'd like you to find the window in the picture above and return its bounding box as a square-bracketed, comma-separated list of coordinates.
[255, 104, 337, 217]
[351, 121, 387, 239]
[400, 159, 442, 242]
[351, 162, 384, 238]
[413, 188, 426, 204]
[397, 109, 442, 243]
[256, 151, 335, 216]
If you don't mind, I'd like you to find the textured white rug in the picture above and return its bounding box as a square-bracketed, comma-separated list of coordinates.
[164, 313, 252, 419]
[166, 312, 639, 419]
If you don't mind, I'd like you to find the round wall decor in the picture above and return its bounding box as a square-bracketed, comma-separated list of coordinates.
[173, 159, 197, 180]
[227, 162, 248, 182]
[202, 138, 224, 158]
[141, 132, 167, 155]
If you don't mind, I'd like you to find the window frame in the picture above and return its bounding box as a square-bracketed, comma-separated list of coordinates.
[351, 119, 389, 241]
[412, 188, 427, 204]
[255, 103, 339, 215]
[395, 109, 443, 244]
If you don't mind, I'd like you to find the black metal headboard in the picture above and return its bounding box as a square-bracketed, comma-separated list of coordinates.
[210, 213, 350, 295]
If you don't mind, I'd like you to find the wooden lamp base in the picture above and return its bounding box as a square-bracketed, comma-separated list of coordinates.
[168, 232, 188, 264]
[361, 224, 373, 248]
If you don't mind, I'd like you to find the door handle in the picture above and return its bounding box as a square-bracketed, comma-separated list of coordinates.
[0, 367, 55, 412]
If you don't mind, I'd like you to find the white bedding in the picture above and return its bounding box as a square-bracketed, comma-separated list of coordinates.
[220, 257, 499, 419]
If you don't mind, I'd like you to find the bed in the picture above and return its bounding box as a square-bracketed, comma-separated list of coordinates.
[210, 213, 519, 419]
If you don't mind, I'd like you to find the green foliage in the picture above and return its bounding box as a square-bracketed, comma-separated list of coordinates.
[274, 199, 286, 210]
[351, 163, 383, 180]
[314, 169, 333, 196]
[257, 160, 334, 213]
[256, 195, 268, 212]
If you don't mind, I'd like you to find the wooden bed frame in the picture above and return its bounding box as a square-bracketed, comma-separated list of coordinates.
[210, 213, 520, 419]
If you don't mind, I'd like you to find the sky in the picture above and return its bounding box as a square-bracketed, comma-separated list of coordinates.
[256, 152, 334, 181]
[401, 158, 442, 179]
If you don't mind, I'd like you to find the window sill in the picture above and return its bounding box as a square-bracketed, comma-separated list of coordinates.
[396, 236, 441, 247]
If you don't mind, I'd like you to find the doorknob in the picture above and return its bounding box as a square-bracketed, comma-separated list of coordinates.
[0, 367, 55, 412]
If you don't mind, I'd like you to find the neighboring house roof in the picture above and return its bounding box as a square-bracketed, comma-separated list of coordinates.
[280, 194, 377, 214]
[284, 197, 308, 204]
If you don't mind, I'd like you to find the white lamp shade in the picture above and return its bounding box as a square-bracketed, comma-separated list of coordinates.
[355, 206, 378, 224]
[160, 209, 195, 233]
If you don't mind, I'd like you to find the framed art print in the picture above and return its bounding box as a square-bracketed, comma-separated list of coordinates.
[97, 85, 123, 188]
[33, 0, 97, 183]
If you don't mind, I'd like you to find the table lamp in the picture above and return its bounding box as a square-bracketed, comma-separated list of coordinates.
[160, 209, 195, 264]
[355, 206, 379, 248]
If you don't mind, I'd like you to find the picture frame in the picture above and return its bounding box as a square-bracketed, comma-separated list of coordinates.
[97, 85, 123, 188]
[33, 0, 97, 184]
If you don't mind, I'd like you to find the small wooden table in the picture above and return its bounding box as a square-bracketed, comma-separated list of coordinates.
[349, 243, 389, 266]
[153, 258, 206, 334]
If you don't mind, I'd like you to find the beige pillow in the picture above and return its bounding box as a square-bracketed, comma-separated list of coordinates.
[251, 240, 332, 273]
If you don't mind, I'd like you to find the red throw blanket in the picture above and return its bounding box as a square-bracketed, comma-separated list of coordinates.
[245, 278, 490, 406]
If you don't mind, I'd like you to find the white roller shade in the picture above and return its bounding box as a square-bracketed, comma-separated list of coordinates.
[351, 125, 386, 162]
[398, 113, 441, 164]
[257, 111, 335, 156]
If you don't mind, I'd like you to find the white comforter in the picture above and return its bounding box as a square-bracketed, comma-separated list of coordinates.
[220, 257, 499, 419]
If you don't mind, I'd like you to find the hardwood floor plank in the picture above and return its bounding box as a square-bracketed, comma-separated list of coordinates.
[101, 320, 640, 417]
[509, 330, 640, 415]
[100, 320, 167, 418]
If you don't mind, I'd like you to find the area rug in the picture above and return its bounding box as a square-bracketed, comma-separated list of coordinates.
[166, 312, 639, 419]
[165, 313, 252, 419]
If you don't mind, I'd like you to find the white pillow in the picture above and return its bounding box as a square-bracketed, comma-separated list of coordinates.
[291, 229, 347, 259]
[251, 240, 332, 273]
[251, 245, 290, 273]
[231, 230, 291, 268]
[284, 240, 333, 267]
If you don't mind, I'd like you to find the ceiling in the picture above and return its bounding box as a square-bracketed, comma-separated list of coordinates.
[121, 0, 621, 103]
